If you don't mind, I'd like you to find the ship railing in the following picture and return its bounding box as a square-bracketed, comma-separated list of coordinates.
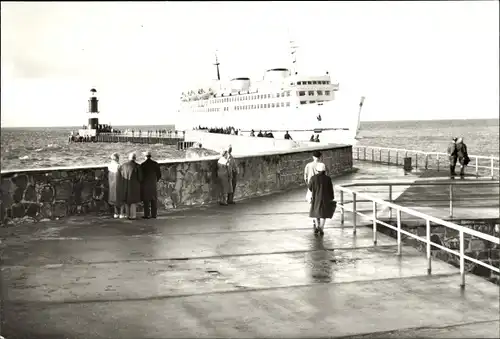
[335, 180, 500, 288]
[353, 146, 499, 179]
[99, 131, 185, 139]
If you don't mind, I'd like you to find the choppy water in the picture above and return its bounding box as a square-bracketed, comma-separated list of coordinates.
[1, 120, 498, 171]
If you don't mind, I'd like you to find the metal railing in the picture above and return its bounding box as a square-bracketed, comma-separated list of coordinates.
[353, 146, 499, 179]
[99, 131, 184, 139]
[335, 180, 500, 288]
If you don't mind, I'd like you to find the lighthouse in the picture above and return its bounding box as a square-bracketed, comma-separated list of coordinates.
[87, 88, 99, 130]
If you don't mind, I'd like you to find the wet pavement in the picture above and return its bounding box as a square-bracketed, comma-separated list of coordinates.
[1, 162, 498, 338]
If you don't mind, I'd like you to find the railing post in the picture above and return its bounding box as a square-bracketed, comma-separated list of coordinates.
[364, 147, 366, 160]
[396, 209, 402, 256]
[372, 201, 377, 245]
[388, 185, 393, 219]
[352, 193, 357, 235]
[459, 230, 465, 288]
[475, 157, 479, 177]
[388, 151, 391, 164]
[357, 147, 359, 160]
[426, 219, 432, 275]
[395, 151, 398, 165]
[372, 149, 374, 162]
[491, 158, 495, 179]
[437, 154, 440, 171]
[379, 149, 382, 162]
[449, 184, 453, 218]
[340, 191, 344, 225]
[415, 154, 418, 169]
[425, 154, 429, 170]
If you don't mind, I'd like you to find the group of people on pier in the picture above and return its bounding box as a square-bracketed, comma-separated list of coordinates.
[196, 126, 240, 135]
[107, 151, 162, 220]
[447, 137, 469, 179]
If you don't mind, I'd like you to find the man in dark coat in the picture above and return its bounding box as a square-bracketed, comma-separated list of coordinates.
[120, 152, 142, 220]
[140, 151, 161, 219]
[447, 137, 458, 178]
[308, 162, 334, 236]
[227, 145, 238, 204]
[284, 131, 292, 140]
[456, 137, 469, 179]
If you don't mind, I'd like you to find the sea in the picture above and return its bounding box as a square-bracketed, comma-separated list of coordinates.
[1, 119, 498, 171]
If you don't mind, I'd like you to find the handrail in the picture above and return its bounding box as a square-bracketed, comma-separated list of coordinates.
[353, 145, 499, 178]
[335, 182, 500, 288]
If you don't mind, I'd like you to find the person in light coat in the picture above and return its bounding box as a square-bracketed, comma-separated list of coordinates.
[107, 153, 125, 219]
[304, 151, 325, 230]
[120, 152, 142, 220]
[447, 137, 458, 178]
[308, 162, 335, 236]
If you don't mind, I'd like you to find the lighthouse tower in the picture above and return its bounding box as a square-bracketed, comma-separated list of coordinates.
[87, 88, 99, 130]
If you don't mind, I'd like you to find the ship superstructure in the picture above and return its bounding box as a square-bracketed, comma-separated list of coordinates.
[176, 43, 364, 144]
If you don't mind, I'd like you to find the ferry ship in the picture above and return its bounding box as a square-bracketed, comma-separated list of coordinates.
[176, 43, 365, 144]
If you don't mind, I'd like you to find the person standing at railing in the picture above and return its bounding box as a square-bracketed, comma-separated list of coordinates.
[456, 137, 470, 179]
[308, 162, 335, 236]
[447, 137, 458, 178]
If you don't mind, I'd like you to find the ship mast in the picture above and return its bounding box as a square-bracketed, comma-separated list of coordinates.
[214, 51, 221, 81]
[289, 40, 298, 76]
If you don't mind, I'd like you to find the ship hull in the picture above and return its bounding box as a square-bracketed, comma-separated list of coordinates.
[177, 96, 362, 145]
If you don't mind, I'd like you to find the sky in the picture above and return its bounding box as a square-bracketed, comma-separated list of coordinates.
[1, 1, 499, 127]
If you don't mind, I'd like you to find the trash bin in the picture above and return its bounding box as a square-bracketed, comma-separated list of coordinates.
[404, 157, 412, 171]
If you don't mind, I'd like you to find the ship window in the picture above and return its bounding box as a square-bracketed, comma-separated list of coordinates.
[326, 81, 330, 84]
[271, 103, 275, 108]
[286, 102, 291, 107]
[308, 91, 314, 96]
[276, 93, 280, 97]
[298, 91, 305, 96]
[325, 91, 331, 95]
[322, 81, 327, 84]
[310, 101, 316, 104]
[260, 104, 263, 108]
[290, 82, 294, 86]
[286, 91, 291, 96]
[266, 103, 270, 108]
[317, 90, 323, 95]
[300, 101, 307, 104]
[280, 102, 285, 107]
[297, 81, 302, 85]
[313, 81, 317, 85]
[307, 81, 312, 85]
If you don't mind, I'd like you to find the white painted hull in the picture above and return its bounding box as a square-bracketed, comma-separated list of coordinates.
[177, 95, 362, 145]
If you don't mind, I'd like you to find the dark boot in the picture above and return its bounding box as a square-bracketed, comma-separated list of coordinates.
[460, 166, 465, 179]
[449, 165, 455, 178]
[227, 193, 235, 204]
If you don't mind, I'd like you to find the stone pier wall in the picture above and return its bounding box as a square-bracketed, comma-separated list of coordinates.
[373, 218, 500, 284]
[0, 145, 352, 226]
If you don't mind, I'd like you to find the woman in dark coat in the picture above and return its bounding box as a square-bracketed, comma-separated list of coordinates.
[119, 152, 142, 220]
[308, 162, 335, 236]
[108, 153, 125, 219]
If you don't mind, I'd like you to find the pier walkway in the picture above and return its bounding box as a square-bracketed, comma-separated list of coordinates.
[1, 162, 499, 338]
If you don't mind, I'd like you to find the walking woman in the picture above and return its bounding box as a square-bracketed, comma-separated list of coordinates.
[217, 149, 233, 205]
[308, 162, 335, 236]
[108, 153, 125, 219]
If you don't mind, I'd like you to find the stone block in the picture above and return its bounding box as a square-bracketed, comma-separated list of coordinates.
[11, 203, 25, 219]
[13, 187, 24, 203]
[38, 185, 53, 203]
[468, 239, 486, 251]
[53, 202, 67, 218]
[39, 203, 53, 219]
[23, 185, 36, 202]
[11, 174, 28, 190]
[24, 203, 39, 218]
